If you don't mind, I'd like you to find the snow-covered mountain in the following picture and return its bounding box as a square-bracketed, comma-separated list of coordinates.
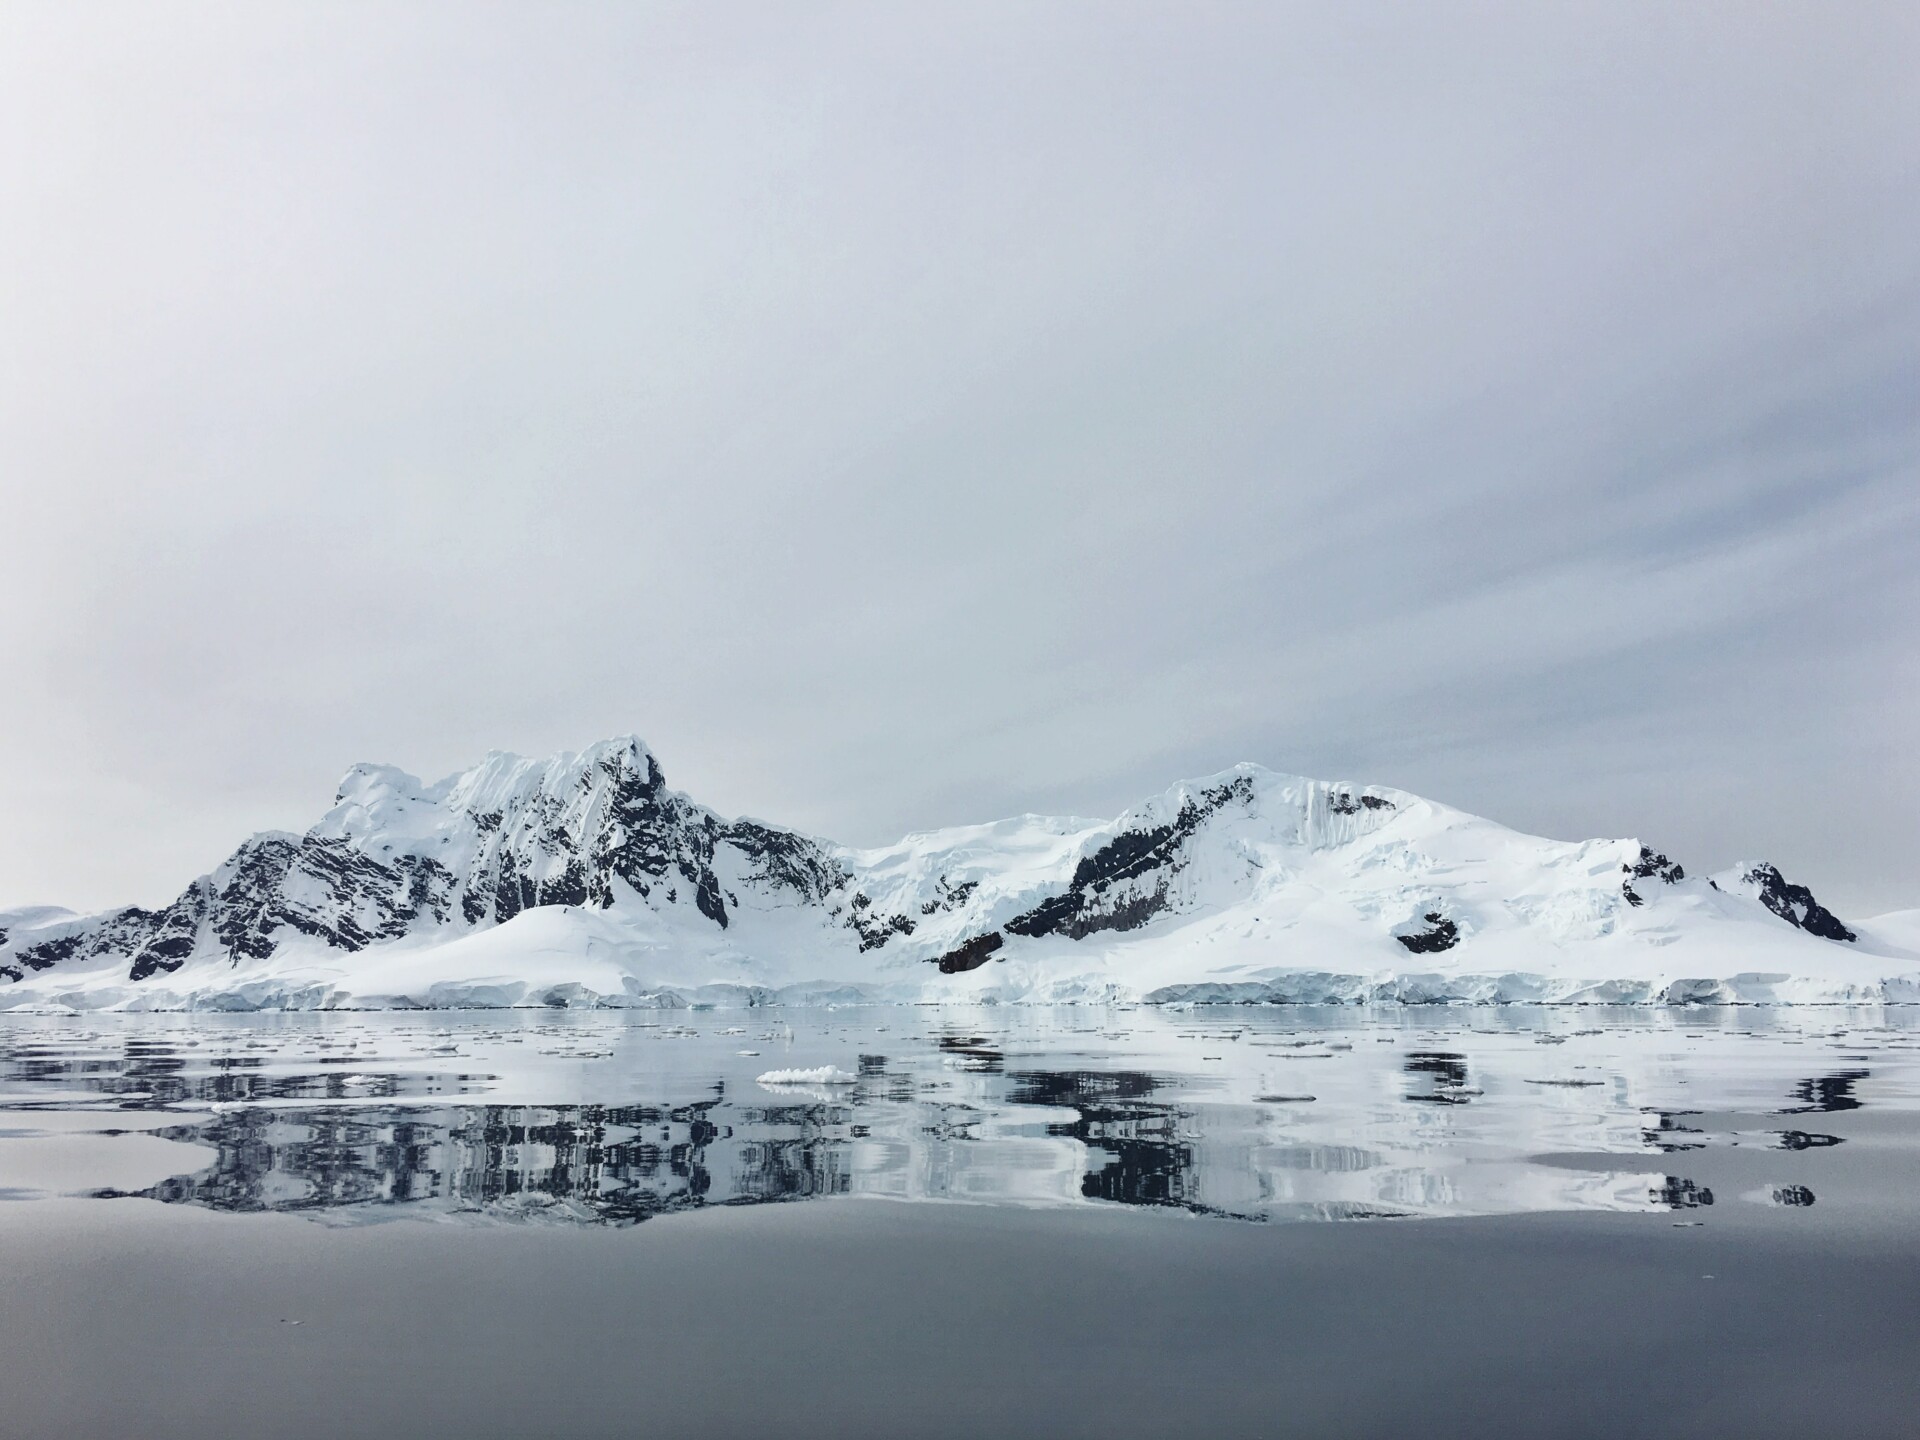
[2, 736, 1914, 1010]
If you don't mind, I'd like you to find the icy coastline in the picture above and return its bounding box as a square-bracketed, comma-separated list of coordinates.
[5, 736, 1913, 1012]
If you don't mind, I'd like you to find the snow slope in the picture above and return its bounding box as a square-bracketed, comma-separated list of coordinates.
[1, 736, 1911, 1009]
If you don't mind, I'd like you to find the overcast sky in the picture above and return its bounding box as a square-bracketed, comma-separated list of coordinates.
[2, 2, 1916, 917]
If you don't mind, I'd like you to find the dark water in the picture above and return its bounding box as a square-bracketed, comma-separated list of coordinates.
[1, 1005, 1916, 1437]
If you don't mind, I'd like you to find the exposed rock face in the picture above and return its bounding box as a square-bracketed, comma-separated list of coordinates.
[933, 932, 1004, 974]
[1328, 791, 1395, 816]
[442, 742, 842, 925]
[1004, 775, 1256, 942]
[1622, 846, 1684, 907]
[919, 877, 977, 916]
[0, 740, 1872, 1002]
[1740, 863, 1856, 943]
[1394, 913, 1460, 954]
[3, 738, 851, 985]
[844, 891, 917, 952]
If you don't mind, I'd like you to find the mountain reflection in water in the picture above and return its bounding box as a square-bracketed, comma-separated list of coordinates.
[1, 1006, 1911, 1228]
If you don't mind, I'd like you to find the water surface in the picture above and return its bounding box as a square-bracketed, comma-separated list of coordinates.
[2, 1004, 1916, 1437]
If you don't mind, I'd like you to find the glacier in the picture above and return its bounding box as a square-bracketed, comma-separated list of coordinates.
[1, 734, 1914, 1011]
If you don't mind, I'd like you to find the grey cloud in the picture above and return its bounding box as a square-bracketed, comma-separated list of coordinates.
[1, 2, 1915, 915]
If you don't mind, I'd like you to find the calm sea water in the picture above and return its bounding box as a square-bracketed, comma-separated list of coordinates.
[2, 1003, 1916, 1437]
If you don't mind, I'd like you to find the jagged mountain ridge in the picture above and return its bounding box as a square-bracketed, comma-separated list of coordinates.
[2, 739, 846, 983]
[1, 735, 1909, 1010]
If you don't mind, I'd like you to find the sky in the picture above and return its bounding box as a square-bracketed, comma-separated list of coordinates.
[2, 2, 1916, 918]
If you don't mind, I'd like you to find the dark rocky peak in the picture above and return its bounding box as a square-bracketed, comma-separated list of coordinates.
[593, 734, 665, 793]
[1742, 863, 1855, 943]
[1622, 845, 1684, 907]
[445, 737, 845, 932]
[0, 735, 862, 987]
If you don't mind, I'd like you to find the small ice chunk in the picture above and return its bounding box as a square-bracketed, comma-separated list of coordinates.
[756, 1066, 857, 1085]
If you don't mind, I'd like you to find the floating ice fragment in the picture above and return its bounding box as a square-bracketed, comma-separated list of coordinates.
[756, 1066, 857, 1085]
